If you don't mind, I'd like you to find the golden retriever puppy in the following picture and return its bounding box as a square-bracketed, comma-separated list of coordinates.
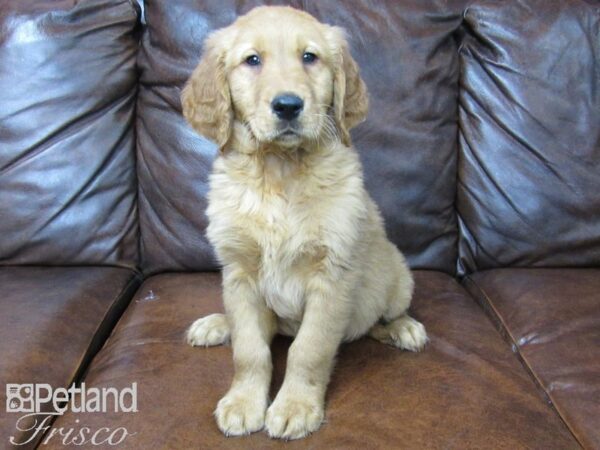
[183, 6, 427, 440]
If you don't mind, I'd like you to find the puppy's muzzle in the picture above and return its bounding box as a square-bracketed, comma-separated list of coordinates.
[271, 93, 304, 121]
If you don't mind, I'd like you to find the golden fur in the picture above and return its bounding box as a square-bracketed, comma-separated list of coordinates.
[183, 6, 427, 440]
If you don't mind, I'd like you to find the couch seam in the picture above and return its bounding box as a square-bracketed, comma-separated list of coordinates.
[70, 271, 142, 383]
[33, 270, 141, 449]
[130, 0, 143, 274]
[463, 276, 585, 449]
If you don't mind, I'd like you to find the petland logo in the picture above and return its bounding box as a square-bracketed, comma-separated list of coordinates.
[6, 383, 138, 446]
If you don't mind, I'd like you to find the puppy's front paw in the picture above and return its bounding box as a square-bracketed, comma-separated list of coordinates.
[265, 391, 324, 440]
[215, 389, 266, 436]
[186, 313, 230, 347]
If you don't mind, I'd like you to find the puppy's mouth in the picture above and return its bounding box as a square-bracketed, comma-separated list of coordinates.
[279, 129, 298, 138]
[273, 126, 302, 142]
[245, 117, 305, 145]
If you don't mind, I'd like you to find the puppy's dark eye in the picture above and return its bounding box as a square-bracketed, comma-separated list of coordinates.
[302, 52, 317, 64]
[245, 55, 261, 66]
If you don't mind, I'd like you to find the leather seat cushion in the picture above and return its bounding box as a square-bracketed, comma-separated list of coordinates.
[465, 268, 600, 449]
[0, 267, 140, 448]
[45, 271, 577, 449]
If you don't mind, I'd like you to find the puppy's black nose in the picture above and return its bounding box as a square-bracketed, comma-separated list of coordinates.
[271, 94, 304, 121]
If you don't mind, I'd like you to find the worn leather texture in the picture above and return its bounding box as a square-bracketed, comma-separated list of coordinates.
[465, 269, 600, 450]
[45, 272, 578, 449]
[0, 266, 140, 449]
[137, 0, 466, 275]
[457, 0, 600, 275]
[0, 0, 140, 269]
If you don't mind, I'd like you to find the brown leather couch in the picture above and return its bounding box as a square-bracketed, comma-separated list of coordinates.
[1, 1, 598, 449]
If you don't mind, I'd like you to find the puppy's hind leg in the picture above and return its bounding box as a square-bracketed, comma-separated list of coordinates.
[187, 313, 230, 347]
[368, 249, 427, 352]
[368, 315, 427, 352]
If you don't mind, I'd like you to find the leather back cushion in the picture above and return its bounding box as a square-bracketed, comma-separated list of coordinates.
[137, 0, 465, 275]
[0, 0, 140, 268]
[457, 0, 600, 275]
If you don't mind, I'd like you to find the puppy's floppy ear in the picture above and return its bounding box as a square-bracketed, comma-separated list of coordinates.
[328, 26, 369, 147]
[181, 30, 232, 150]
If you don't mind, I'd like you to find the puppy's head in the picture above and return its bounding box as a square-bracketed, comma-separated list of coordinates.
[182, 6, 368, 151]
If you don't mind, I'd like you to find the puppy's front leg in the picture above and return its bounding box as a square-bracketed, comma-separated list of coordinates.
[216, 265, 277, 436]
[265, 275, 350, 440]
